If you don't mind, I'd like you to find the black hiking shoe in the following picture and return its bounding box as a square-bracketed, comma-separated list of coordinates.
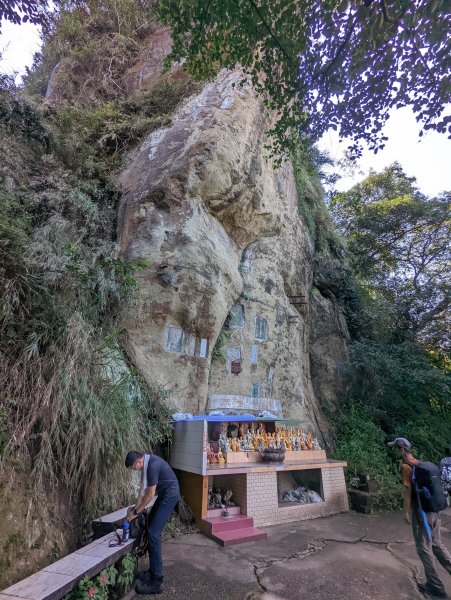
[135, 578, 164, 595]
[135, 570, 152, 582]
[418, 582, 447, 598]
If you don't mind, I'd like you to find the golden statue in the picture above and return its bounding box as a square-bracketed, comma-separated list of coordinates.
[217, 449, 225, 464]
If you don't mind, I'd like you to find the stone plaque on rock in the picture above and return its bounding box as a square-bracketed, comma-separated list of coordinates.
[210, 394, 283, 416]
[227, 305, 245, 329]
[254, 316, 268, 341]
[166, 326, 184, 353]
[199, 338, 208, 358]
[250, 344, 258, 364]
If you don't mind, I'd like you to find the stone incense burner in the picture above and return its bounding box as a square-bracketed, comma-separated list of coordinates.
[259, 447, 286, 463]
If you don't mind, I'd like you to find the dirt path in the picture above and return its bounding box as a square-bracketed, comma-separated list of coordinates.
[132, 508, 451, 600]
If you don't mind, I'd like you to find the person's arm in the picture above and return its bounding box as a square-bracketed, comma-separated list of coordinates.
[401, 464, 412, 524]
[403, 484, 412, 524]
[127, 485, 156, 521]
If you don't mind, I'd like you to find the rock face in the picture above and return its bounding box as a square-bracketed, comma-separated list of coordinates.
[117, 48, 349, 440]
[0, 467, 77, 590]
[310, 290, 350, 418]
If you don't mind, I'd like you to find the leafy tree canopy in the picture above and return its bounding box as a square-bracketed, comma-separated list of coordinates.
[0, 0, 49, 30]
[331, 163, 450, 350]
[159, 0, 450, 157]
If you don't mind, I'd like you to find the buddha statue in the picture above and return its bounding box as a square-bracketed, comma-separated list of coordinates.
[217, 449, 225, 464]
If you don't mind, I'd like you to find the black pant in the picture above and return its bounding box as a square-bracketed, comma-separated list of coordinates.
[147, 492, 179, 579]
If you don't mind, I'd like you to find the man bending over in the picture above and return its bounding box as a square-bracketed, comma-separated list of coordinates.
[125, 450, 180, 595]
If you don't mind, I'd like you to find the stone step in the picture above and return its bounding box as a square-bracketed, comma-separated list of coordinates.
[211, 527, 268, 546]
[202, 514, 254, 534]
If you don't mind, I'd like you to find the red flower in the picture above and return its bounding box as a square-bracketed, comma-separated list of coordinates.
[88, 587, 95, 598]
[101, 575, 107, 586]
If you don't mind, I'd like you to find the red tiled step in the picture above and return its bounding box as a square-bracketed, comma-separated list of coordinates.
[203, 514, 254, 534]
[212, 527, 267, 546]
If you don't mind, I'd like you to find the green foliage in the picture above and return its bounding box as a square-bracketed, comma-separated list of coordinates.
[26, 0, 158, 104]
[0, 79, 49, 147]
[64, 565, 118, 600]
[46, 78, 199, 178]
[333, 405, 402, 511]
[331, 164, 451, 498]
[331, 163, 451, 350]
[116, 553, 135, 593]
[346, 340, 450, 462]
[291, 139, 367, 337]
[0, 0, 48, 31]
[63, 553, 137, 599]
[211, 329, 230, 363]
[159, 0, 450, 158]
[1, 36, 177, 516]
[291, 140, 326, 236]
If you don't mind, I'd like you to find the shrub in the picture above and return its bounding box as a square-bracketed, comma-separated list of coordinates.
[333, 405, 402, 511]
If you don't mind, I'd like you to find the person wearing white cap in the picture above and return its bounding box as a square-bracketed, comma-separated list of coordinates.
[388, 438, 451, 598]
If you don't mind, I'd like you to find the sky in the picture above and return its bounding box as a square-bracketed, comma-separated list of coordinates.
[1, 19, 450, 197]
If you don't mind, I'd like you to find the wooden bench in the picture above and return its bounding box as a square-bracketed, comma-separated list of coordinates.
[92, 498, 156, 538]
[0, 509, 134, 600]
[92, 507, 129, 539]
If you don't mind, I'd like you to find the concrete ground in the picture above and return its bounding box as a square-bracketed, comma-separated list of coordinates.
[132, 508, 451, 600]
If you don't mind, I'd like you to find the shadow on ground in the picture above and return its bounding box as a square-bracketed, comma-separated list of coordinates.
[132, 508, 451, 600]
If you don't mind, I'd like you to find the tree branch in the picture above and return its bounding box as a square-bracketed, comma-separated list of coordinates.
[245, 0, 293, 64]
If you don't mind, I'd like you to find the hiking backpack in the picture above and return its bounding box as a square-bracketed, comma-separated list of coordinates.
[412, 461, 448, 513]
[439, 457, 451, 493]
[132, 511, 150, 558]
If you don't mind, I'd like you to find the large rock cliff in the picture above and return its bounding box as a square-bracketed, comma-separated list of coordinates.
[117, 33, 349, 443]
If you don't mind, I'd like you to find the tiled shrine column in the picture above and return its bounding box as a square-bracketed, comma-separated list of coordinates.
[321, 466, 349, 512]
[245, 472, 279, 526]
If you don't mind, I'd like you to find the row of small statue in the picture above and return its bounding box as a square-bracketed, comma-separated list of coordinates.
[207, 487, 235, 510]
[207, 446, 225, 465]
[219, 426, 321, 453]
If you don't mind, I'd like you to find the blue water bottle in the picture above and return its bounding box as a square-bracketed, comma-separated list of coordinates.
[122, 520, 130, 543]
